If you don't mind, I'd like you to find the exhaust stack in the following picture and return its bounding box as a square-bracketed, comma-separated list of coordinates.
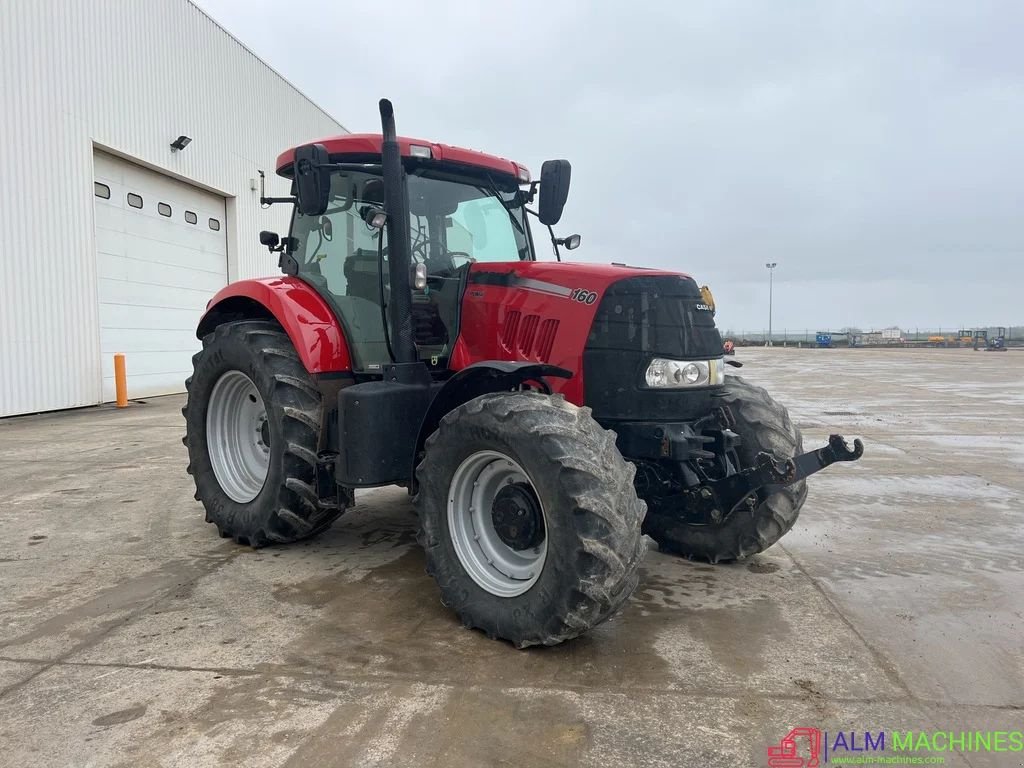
[379, 99, 417, 364]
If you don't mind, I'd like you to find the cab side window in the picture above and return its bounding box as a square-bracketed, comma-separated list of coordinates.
[448, 195, 520, 263]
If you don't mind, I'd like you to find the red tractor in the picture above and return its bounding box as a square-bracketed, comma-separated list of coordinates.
[183, 100, 862, 647]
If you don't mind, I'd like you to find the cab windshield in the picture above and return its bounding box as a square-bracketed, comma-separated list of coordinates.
[288, 166, 532, 370]
[407, 168, 533, 266]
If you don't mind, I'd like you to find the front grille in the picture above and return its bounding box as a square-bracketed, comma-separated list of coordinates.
[587, 275, 722, 360]
[584, 275, 723, 422]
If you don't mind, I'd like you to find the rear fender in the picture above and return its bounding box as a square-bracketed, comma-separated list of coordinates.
[410, 361, 572, 491]
[197, 277, 352, 373]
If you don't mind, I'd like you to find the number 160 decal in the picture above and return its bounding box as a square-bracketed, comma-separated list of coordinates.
[570, 288, 598, 305]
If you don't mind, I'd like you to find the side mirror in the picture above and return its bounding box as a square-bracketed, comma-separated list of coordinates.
[560, 234, 581, 251]
[294, 143, 331, 217]
[360, 205, 387, 229]
[538, 159, 571, 225]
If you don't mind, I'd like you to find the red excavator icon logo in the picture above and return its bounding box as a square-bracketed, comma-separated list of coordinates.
[767, 727, 822, 767]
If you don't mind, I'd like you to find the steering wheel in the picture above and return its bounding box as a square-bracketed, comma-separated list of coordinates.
[446, 251, 475, 268]
[425, 251, 477, 282]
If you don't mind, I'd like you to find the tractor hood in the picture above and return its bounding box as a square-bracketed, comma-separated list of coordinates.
[452, 261, 721, 409]
[468, 261, 690, 289]
[461, 261, 695, 304]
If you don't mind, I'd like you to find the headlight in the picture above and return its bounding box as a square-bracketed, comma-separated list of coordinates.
[644, 358, 725, 388]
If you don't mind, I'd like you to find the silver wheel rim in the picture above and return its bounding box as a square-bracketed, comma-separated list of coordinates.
[206, 370, 270, 503]
[447, 450, 547, 597]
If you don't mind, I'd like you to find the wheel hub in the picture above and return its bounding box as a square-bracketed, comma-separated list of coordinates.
[206, 370, 271, 504]
[446, 451, 548, 597]
[491, 483, 544, 551]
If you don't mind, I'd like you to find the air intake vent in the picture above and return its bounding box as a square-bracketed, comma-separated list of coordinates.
[535, 319, 559, 361]
[518, 314, 539, 357]
[500, 310, 521, 353]
[499, 311, 559, 362]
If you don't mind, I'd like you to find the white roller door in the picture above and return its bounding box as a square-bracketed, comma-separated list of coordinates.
[93, 151, 228, 401]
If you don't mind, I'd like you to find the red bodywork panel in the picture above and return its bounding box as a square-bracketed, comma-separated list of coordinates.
[201, 278, 352, 373]
[202, 263, 694, 399]
[275, 133, 528, 182]
[453, 262, 686, 406]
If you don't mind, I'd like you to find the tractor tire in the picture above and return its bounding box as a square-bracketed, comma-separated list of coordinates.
[183, 320, 347, 547]
[414, 392, 646, 648]
[643, 375, 807, 563]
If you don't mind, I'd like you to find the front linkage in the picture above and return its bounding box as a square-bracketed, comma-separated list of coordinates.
[627, 405, 863, 526]
[682, 432, 863, 523]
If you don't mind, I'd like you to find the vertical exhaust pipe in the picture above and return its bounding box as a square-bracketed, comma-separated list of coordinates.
[379, 99, 417, 364]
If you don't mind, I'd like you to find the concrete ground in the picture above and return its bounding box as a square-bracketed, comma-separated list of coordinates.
[1, 348, 1022, 767]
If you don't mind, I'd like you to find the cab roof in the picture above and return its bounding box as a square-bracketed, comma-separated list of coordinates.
[275, 133, 528, 181]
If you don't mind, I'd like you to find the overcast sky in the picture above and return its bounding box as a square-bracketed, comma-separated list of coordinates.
[196, 0, 1021, 333]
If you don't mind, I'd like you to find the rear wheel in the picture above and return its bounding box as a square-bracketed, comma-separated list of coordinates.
[183, 320, 348, 546]
[643, 375, 807, 562]
[414, 392, 646, 648]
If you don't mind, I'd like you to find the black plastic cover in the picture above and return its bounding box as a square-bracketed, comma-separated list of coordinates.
[336, 378, 442, 487]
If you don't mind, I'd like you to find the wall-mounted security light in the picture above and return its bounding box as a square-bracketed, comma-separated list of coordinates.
[170, 135, 192, 152]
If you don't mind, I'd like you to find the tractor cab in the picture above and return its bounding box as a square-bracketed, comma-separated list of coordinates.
[267, 134, 574, 374]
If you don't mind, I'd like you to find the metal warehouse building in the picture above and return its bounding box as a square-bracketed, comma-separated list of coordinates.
[0, 0, 345, 417]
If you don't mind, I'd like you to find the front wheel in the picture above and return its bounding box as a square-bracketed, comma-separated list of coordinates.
[643, 375, 807, 562]
[414, 392, 646, 648]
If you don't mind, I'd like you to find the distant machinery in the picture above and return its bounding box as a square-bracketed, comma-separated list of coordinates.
[986, 327, 1007, 352]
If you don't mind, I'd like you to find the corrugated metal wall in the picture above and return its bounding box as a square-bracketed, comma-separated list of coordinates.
[0, 0, 346, 416]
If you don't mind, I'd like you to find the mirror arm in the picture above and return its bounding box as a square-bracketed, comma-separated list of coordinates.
[525, 207, 561, 262]
[258, 172, 296, 208]
[547, 224, 562, 262]
[260, 195, 296, 206]
[521, 181, 539, 205]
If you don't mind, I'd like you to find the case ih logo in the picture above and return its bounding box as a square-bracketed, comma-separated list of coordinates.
[767, 727, 822, 767]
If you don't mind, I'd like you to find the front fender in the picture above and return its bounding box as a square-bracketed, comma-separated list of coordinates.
[410, 361, 572, 490]
[197, 277, 352, 373]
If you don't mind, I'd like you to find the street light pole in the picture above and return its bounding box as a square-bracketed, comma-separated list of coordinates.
[765, 262, 777, 346]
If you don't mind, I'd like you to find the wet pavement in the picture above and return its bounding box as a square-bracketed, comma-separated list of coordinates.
[1, 347, 1021, 767]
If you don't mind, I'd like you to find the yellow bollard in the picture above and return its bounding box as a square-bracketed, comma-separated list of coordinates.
[114, 353, 128, 408]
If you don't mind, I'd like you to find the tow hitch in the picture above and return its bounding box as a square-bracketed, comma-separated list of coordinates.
[662, 434, 864, 524]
